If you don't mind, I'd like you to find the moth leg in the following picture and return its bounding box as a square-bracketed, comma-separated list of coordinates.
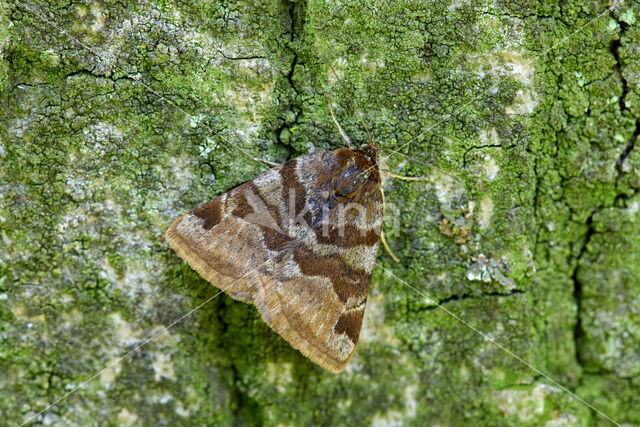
[379, 187, 400, 262]
[381, 170, 429, 182]
[325, 94, 353, 148]
[380, 229, 400, 263]
[252, 157, 281, 167]
[379, 170, 428, 261]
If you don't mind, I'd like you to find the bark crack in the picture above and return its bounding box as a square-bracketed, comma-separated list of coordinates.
[616, 119, 639, 177]
[415, 289, 525, 312]
[216, 299, 264, 424]
[528, 14, 639, 422]
[568, 11, 639, 374]
[571, 213, 595, 369]
[610, 17, 638, 179]
[275, 0, 306, 153]
[461, 143, 515, 167]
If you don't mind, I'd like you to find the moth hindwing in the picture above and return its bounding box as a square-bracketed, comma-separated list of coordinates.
[166, 144, 383, 373]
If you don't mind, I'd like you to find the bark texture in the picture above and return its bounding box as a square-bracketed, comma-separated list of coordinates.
[1, 0, 639, 425]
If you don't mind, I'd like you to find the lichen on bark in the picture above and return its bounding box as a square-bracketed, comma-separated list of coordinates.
[1, 0, 638, 425]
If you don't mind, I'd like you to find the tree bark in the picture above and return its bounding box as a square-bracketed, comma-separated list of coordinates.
[1, 0, 639, 425]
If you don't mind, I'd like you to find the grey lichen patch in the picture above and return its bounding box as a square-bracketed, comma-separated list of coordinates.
[359, 285, 401, 346]
[466, 253, 516, 290]
[492, 383, 583, 425]
[479, 50, 538, 115]
[116, 408, 140, 426]
[477, 196, 494, 229]
[263, 362, 294, 393]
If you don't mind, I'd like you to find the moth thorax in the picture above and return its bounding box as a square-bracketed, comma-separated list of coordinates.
[333, 149, 381, 203]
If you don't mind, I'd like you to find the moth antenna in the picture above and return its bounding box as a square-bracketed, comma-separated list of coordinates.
[253, 157, 280, 167]
[380, 146, 464, 185]
[379, 187, 400, 262]
[326, 64, 367, 148]
[223, 143, 280, 169]
[358, 112, 373, 145]
[326, 94, 353, 148]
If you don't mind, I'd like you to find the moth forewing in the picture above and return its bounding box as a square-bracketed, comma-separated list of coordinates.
[166, 145, 383, 372]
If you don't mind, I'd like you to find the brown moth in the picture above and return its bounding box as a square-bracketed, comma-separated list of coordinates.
[166, 144, 383, 373]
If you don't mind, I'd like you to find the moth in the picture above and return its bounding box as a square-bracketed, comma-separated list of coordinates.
[166, 142, 384, 373]
[166, 101, 421, 372]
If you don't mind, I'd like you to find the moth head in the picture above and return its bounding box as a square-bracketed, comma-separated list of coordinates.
[360, 143, 380, 163]
[333, 144, 381, 201]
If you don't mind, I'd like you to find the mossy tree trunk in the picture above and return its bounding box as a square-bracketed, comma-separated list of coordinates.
[1, 0, 639, 425]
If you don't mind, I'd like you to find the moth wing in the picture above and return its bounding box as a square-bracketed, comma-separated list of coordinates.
[256, 154, 383, 372]
[166, 150, 382, 372]
[165, 161, 291, 303]
[254, 232, 381, 373]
